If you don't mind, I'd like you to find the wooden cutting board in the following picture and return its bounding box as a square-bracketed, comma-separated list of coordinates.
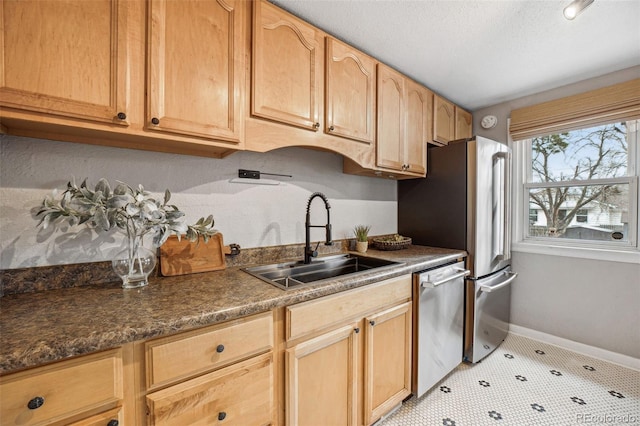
[160, 233, 228, 276]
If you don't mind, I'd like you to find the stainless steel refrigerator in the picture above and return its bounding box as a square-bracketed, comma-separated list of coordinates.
[399, 136, 518, 363]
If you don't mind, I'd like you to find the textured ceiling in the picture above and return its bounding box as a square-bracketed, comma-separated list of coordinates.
[270, 0, 640, 111]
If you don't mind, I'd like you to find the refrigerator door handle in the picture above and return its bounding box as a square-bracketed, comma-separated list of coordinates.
[494, 151, 512, 262]
[421, 268, 470, 288]
[480, 271, 518, 293]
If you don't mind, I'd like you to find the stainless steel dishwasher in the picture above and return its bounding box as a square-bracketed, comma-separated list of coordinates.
[414, 260, 469, 398]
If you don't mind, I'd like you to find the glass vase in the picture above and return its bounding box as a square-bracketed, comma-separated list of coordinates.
[112, 235, 156, 289]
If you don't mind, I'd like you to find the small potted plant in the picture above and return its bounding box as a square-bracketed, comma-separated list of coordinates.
[36, 178, 217, 288]
[353, 225, 371, 253]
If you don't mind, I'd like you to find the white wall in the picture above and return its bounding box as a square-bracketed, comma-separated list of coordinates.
[0, 135, 397, 269]
[473, 65, 640, 359]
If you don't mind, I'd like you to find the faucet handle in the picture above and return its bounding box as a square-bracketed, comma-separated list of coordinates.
[310, 241, 320, 258]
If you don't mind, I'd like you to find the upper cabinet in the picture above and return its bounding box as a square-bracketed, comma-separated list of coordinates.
[433, 94, 473, 145]
[404, 80, 431, 175]
[376, 65, 405, 172]
[374, 64, 428, 176]
[325, 37, 376, 144]
[433, 94, 456, 144]
[1, 0, 472, 176]
[1, 0, 244, 158]
[0, 0, 131, 126]
[455, 106, 473, 139]
[251, 0, 322, 131]
[147, 0, 245, 143]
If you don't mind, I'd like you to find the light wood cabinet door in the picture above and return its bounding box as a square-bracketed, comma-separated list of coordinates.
[0, 0, 131, 125]
[455, 106, 473, 139]
[252, 0, 322, 131]
[433, 94, 456, 144]
[325, 37, 376, 144]
[376, 64, 405, 171]
[405, 81, 431, 175]
[286, 324, 359, 426]
[147, 0, 244, 142]
[364, 302, 412, 425]
[146, 353, 274, 426]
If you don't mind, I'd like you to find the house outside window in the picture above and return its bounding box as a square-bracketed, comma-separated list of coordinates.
[513, 119, 638, 251]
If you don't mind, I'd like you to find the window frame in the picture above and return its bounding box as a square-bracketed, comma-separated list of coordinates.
[510, 119, 640, 264]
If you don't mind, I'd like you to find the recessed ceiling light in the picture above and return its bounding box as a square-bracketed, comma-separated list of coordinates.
[563, 0, 594, 20]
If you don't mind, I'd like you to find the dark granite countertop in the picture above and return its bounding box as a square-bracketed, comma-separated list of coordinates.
[0, 245, 465, 375]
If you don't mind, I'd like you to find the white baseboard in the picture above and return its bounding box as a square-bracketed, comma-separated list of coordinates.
[509, 324, 640, 371]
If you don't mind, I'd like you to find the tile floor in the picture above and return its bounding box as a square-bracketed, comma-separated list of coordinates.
[380, 333, 640, 426]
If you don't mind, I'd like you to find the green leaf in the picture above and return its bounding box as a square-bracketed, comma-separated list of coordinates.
[164, 189, 171, 205]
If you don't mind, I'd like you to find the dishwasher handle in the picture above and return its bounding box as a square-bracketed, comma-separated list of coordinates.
[421, 268, 470, 288]
[480, 272, 518, 293]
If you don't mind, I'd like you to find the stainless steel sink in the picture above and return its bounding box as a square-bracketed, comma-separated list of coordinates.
[243, 253, 403, 290]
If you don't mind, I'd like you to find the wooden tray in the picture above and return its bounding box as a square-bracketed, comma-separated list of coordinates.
[160, 233, 229, 276]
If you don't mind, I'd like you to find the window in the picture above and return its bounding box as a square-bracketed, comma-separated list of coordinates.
[509, 80, 640, 261]
[576, 209, 588, 223]
[525, 121, 636, 244]
[515, 119, 638, 250]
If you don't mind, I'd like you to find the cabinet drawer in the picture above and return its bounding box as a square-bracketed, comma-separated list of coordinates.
[0, 349, 123, 425]
[68, 407, 123, 426]
[147, 353, 274, 426]
[146, 311, 273, 389]
[286, 275, 411, 341]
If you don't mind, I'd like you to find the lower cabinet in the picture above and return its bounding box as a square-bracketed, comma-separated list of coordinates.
[0, 348, 126, 426]
[143, 311, 275, 425]
[0, 277, 413, 426]
[286, 324, 359, 425]
[146, 353, 274, 425]
[285, 275, 412, 426]
[364, 302, 412, 424]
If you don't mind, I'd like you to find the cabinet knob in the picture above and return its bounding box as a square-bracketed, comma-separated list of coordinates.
[27, 396, 45, 410]
[107, 420, 119, 426]
[329, 126, 334, 131]
[354, 327, 360, 334]
[369, 320, 376, 326]
[151, 117, 160, 125]
[218, 412, 227, 421]
[116, 112, 127, 120]
[216, 344, 225, 353]
[313, 122, 320, 129]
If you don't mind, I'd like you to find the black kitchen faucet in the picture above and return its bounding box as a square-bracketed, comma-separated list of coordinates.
[304, 192, 333, 264]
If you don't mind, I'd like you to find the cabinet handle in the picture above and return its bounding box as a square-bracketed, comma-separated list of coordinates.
[151, 117, 160, 125]
[216, 344, 225, 353]
[27, 396, 45, 410]
[329, 126, 334, 131]
[107, 420, 119, 426]
[313, 122, 320, 129]
[354, 327, 360, 334]
[116, 112, 127, 120]
[218, 412, 227, 421]
[369, 320, 376, 326]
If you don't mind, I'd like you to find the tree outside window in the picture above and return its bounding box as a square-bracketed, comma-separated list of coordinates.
[526, 121, 635, 243]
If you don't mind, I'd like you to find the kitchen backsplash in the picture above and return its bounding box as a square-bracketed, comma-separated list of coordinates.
[0, 135, 397, 270]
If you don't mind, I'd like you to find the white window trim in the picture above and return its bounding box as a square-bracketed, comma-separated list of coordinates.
[509, 120, 640, 265]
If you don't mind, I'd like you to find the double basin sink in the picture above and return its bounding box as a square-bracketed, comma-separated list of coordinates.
[243, 253, 403, 290]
